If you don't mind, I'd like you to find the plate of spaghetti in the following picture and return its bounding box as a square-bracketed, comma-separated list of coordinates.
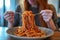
[6, 11, 54, 40]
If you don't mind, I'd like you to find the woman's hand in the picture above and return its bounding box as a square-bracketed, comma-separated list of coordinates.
[40, 10, 57, 31]
[40, 10, 53, 22]
[4, 11, 14, 23]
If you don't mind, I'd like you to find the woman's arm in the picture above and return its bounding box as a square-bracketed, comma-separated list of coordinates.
[40, 10, 57, 31]
[8, 21, 14, 28]
[40, 4, 58, 31]
[48, 4, 58, 27]
[8, 13, 20, 28]
[47, 4, 58, 30]
[46, 19, 57, 31]
[4, 11, 14, 28]
[8, 5, 22, 28]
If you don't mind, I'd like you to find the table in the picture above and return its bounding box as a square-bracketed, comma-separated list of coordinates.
[0, 27, 60, 40]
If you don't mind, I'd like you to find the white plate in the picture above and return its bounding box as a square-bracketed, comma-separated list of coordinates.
[6, 27, 54, 40]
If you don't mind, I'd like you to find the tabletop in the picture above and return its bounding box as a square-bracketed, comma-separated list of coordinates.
[0, 27, 60, 40]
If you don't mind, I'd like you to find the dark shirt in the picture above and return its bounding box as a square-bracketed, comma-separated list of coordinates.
[30, 7, 41, 26]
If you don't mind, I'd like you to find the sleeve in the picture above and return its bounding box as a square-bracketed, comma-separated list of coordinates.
[14, 5, 22, 27]
[14, 13, 20, 27]
[15, 5, 22, 13]
[48, 4, 58, 28]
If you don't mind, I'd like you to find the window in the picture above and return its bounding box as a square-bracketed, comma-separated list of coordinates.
[0, 0, 11, 26]
[5, 0, 10, 9]
[0, 0, 15, 27]
[0, 0, 3, 8]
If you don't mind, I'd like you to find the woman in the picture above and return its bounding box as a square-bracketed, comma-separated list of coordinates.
[4, 0, 58, 31]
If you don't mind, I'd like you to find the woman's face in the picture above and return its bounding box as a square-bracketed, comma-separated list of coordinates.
[28, 0, 37, 5]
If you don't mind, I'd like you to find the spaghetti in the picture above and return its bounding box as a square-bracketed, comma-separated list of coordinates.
[14, 11, 46, 37]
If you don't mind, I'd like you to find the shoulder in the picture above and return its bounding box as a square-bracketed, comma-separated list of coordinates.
[15, 5, 22, 13]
